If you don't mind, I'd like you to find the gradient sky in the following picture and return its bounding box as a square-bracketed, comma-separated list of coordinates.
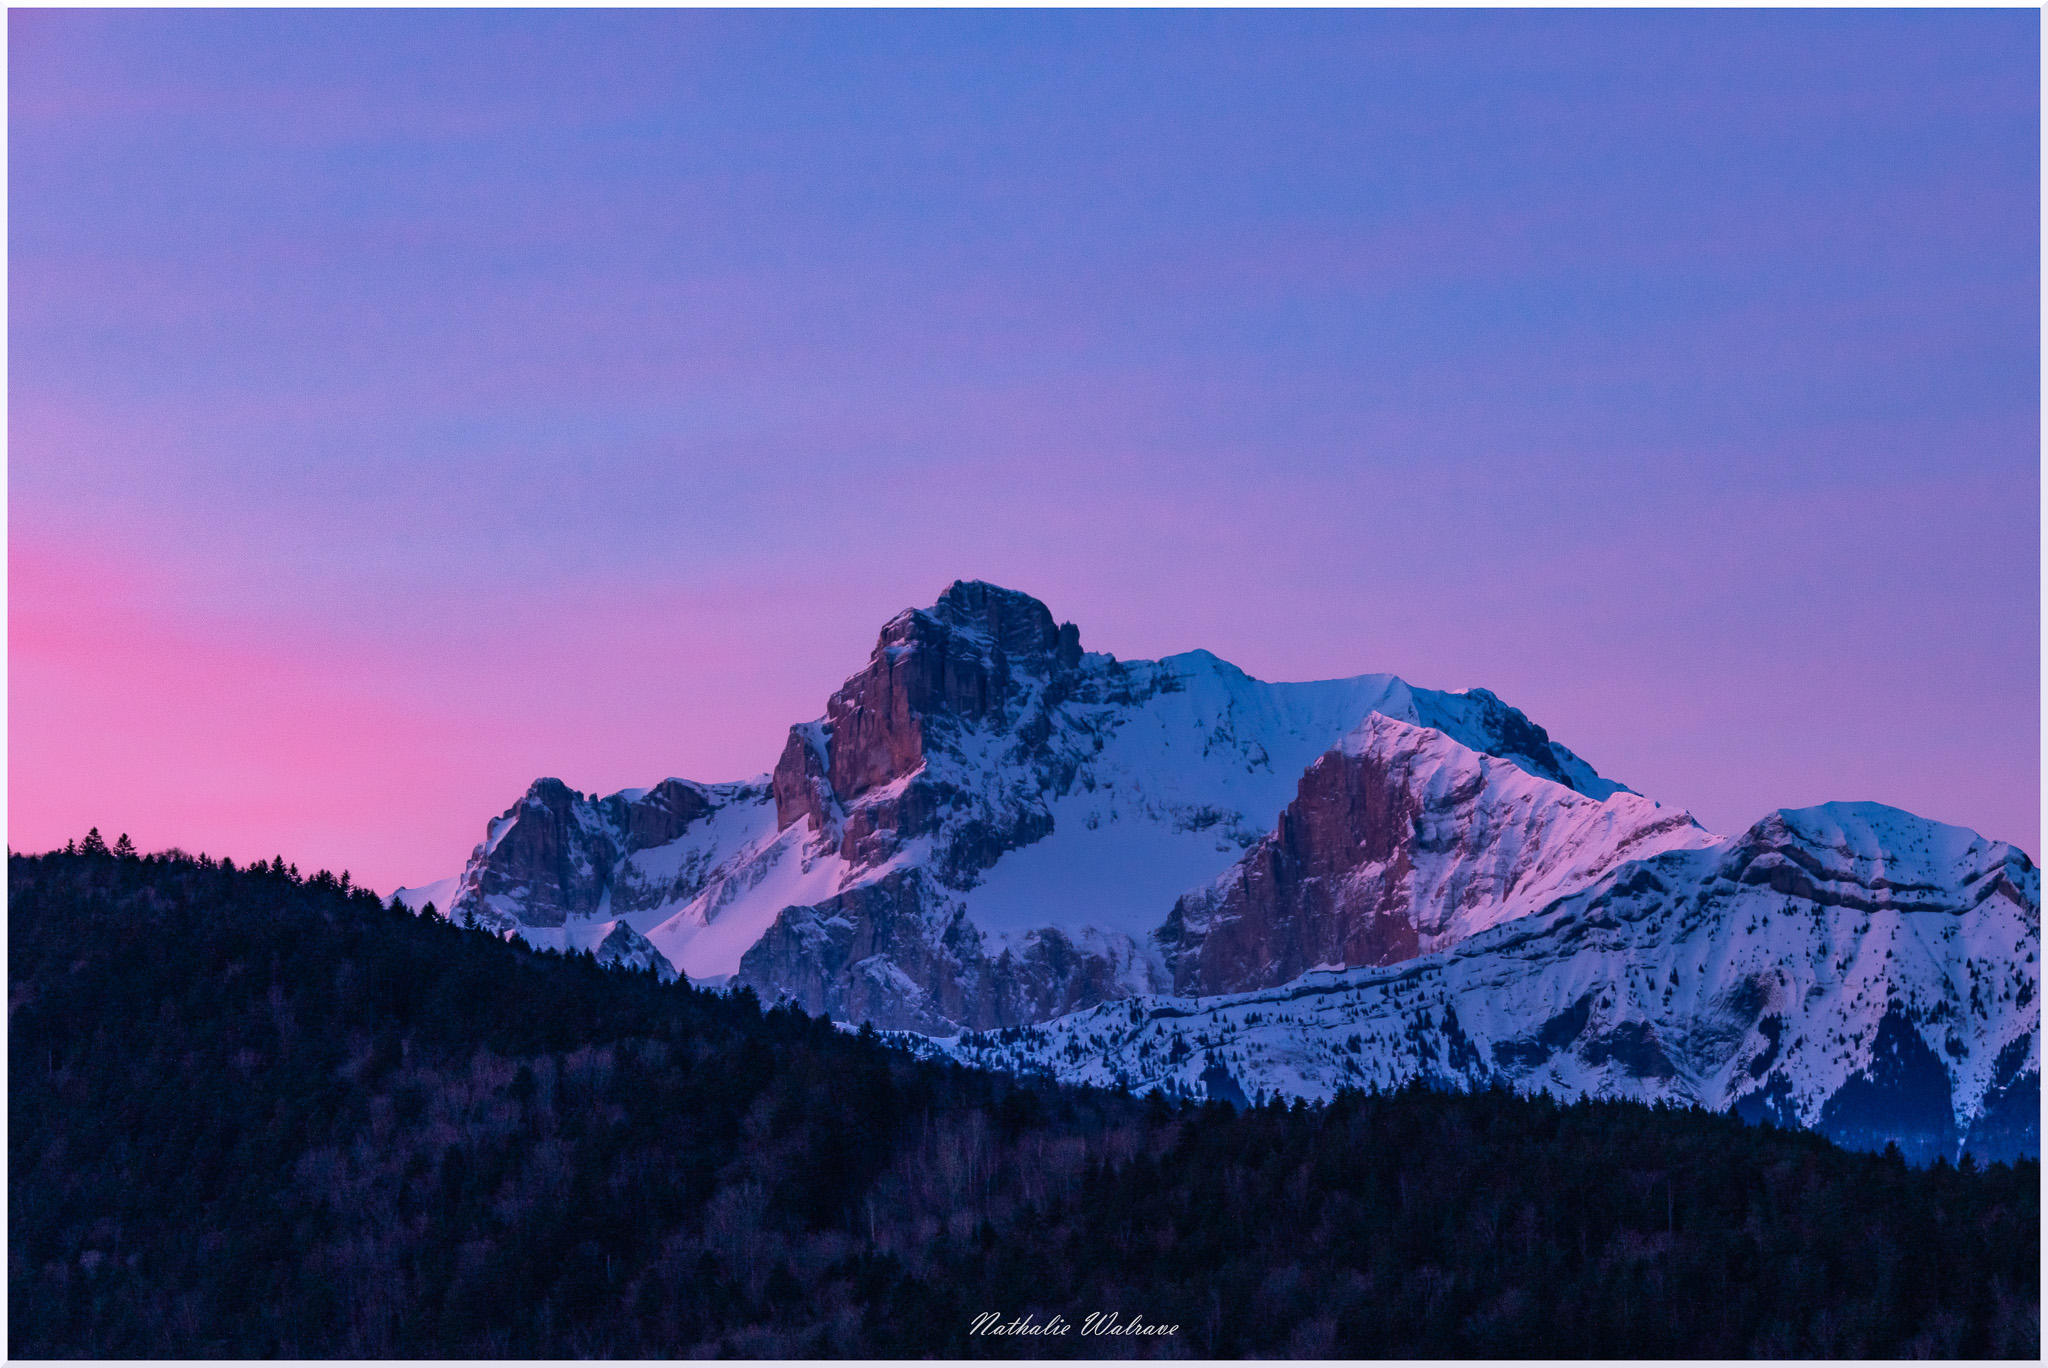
[11, 9, 2039, 891]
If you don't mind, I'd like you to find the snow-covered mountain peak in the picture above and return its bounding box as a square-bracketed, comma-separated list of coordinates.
[1752, 800, 2029, 879]
[1336, 710, 1701, 840]
[1153, 646, 1246, 678]
[403, 772, 773, 940]
[1723, 801, 2038, 922]
[409, 593, 1615, 999]
[919, 578, 1079, 661]
[413, 581, 1641, 1029]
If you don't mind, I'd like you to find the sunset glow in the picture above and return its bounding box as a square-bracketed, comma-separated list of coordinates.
[11, 10, 2038, 890]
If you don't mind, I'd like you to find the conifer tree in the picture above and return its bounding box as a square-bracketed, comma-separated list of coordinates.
[113, 833, 136, 858]
[80, 828, 108, 856]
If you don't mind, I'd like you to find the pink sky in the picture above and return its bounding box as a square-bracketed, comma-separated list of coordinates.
[11, 11, 2038, 889]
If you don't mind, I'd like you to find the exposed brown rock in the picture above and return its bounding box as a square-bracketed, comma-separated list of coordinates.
[768, 581, 1080, 875]
[1160, 742, 1426, 996]
[771, 725, 836, 835]
[609, 778, 714, 854]
[1159, 718, 1709, 999]
[466, 778, 613, 928]
[822, 580, 1061, 803]
[446, 580, 1685, 1042]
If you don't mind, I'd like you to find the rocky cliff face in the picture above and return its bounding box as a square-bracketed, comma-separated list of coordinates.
[768, 581, 1083, 881]
[1158, 715, 1715, 996]
[447, 775, 748, 929]
[458, 777, 611, 928]
[805, 580, 1075, 811]
[399, 775, 775, 961]
[942, 801, 2041, 1165]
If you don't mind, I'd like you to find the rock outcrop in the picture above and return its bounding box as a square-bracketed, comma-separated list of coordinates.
[740, 868, 1163, 1034]
[1158, 715, 1715, 996]
[446, 775, 753, 929]
[769, 581, 1084, 880]
[401, 776, 775, 964]
[459, 778, 613, 928]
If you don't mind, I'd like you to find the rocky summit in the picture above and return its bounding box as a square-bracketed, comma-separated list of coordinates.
[399, 580, 2039, 1162]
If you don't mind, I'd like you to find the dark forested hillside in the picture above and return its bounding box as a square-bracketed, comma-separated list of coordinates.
[10, 846, 2038, 1358]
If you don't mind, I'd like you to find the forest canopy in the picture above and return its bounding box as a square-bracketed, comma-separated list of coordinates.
[10, 845, 2038, 1358]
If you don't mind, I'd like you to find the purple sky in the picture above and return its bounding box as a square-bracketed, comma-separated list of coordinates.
[11, 10, 2039, 889]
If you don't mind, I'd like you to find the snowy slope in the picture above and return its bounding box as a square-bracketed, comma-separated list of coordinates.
[956, 654, 1629, 952]
[392, 874, 461, 918]
[1158, 714, 1716, 996]
[644, 824, 877, 982]
[929, 802, 2040, 1163]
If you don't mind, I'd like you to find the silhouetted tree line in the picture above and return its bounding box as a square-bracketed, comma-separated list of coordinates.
[10, 844, 2038, 1358]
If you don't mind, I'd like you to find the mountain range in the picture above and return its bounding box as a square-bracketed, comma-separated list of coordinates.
[399, 581, 2039, 1163]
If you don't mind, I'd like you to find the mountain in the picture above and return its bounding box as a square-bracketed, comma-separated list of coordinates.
[939, 799, 2040, 1165]
[399, 580, 2039, 1160]
[401, 581, 1651, 1025]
